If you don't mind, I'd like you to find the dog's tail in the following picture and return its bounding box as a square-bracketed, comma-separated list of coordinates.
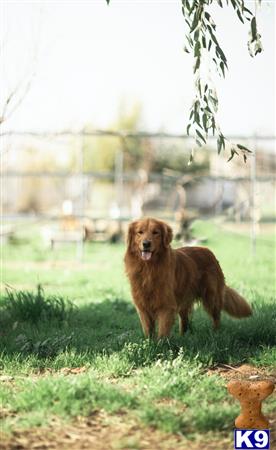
[223, 286, 252, 318]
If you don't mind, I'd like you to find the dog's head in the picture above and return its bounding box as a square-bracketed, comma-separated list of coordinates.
[126, 218, 173, 261]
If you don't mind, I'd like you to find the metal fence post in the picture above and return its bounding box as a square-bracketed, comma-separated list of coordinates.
[250, 135, 257, 256]
[77, 129, 85, 261]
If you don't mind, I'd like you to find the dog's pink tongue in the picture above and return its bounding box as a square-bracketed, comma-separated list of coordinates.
[141, 251, 152, 261]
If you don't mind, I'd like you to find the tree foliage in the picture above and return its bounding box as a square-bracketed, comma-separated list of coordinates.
[181, 0, 262, 162]
[105, 0, 263, 162]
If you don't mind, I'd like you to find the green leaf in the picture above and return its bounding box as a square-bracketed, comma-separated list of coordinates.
[194, 40, 201, 57]
[106, 0, 110, 4]
[205, 105, 213, 115]
[194, 111, 200, 125]
[194, 56, 200, 73]
[194, 110, 204, 130]
[236, 8, 244, 24]
[185, 18, 191, 27]
[186, 124, 191, 135]
[227, 148, 239, 162]
[196, 129, 206, 144]
[237, 144, 252, 153]
[251, 17, 257, 40]
[203, 113, 208, 131]
[207, 25, 219, 45]
[243, 6, 253, 18]
[227, 152, 233, 162]
[188, 152, 194, 164]
[182, 0, 191, 14]
[186, 35, 193, 48]
[204, 12, 216, 29]
[220, 134, 225, 150]
[212, 117, 216, 135]
[220, 61, 225, 77]
[212, 57, 218, 67]
[209, 96, 218, 112]
[196, 139, 203, 147]
[190, 12, 199, 33]
[198, 80, 202, 96]
[209, 95, 218, 105]
[217, 137, 222, 154]
[216, 45, 228, 66]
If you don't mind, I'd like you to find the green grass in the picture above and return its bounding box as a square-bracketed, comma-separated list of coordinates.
[1, 220, 275, 441]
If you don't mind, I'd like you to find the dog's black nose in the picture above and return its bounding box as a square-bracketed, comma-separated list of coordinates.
[142, 240, 151, 249]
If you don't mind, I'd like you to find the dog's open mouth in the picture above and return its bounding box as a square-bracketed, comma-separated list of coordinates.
[141, 251, 152, 261]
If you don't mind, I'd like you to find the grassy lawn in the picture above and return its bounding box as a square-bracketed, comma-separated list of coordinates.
[1, 220, 275, 449]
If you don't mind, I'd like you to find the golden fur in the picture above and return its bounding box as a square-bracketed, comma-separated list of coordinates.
[124, 218, 252, 338]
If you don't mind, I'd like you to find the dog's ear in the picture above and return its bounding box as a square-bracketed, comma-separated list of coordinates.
[162, 222, 173, 248]
[126, 221, 137, 253]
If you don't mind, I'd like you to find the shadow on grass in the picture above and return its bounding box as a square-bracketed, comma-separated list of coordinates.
[0, 286, 275, 368]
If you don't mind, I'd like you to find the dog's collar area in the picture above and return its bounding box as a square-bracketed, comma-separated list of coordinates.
[141, 251, 152, 261]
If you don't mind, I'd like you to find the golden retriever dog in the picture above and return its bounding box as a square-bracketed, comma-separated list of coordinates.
[124, 218, 252, 339]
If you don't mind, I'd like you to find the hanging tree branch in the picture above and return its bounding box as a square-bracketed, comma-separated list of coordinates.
[105, 0, 263, 162]
[182, 0, 263, 162]
[0, 72, 35, 125]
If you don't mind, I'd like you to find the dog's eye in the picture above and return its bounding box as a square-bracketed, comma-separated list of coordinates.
[137, 230, 143, 235]
[152, 230, 159, 235]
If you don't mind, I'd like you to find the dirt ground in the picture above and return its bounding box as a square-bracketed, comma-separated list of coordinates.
[0, 410, 233, 450]
[1, 365, 275, 450]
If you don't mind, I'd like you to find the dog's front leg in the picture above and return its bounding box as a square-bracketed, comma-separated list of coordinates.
[157, 308, 176, 339]
[137, 307, 155, 338]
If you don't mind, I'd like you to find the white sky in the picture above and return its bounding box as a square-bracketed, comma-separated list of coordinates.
[1, 0, 275, 136]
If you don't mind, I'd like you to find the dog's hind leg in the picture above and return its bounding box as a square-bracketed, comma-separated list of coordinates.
[202, 289, 223, 330]
[137, 308, 155, 338]
[200, 272, 224, 330]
